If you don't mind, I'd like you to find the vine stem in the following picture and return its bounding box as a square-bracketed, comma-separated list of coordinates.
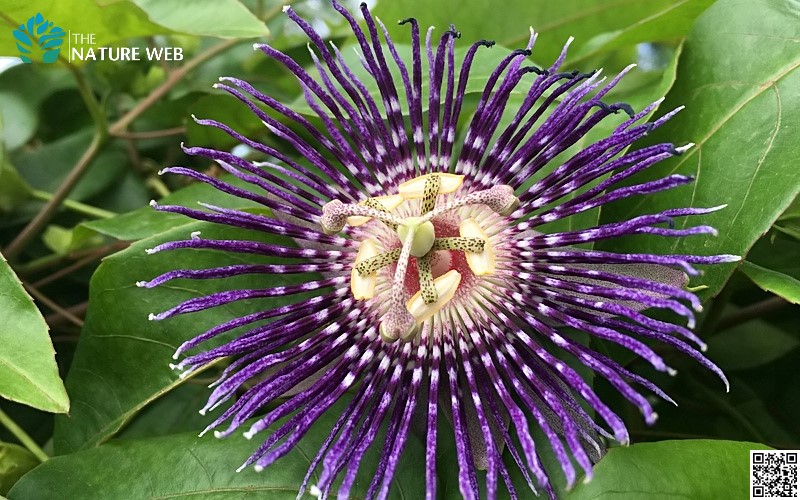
[2, 1, 297, 261]
[0, 408, 49, 462]
[30, 190, 116, 219]
[3, 132, 107, 259]
[3, 39, 242, 261]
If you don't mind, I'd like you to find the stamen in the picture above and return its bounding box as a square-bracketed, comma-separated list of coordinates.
[406, 270, 462, 324]
[432, 237, 485, 252]
[398, 173, 464, 199]
[424, 184, 519, 220]
[460, 218, 495, 276]
[417, 253, 438, 304]
[355, 248, 402, 276]
[351, 239, 380, 299]
[346, 194, 404, 227]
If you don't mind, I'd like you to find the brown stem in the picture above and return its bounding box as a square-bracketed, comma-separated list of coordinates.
[31, 252, 103, 288]
[112, 126, 187, 140]
[3, 132, 106, 260]
[16, 241, 129, 275]
[716, 296, 792, 332]
[109, 39, 240, 136]
[24, 283, 84, 328]
[45, 302, 89, 328]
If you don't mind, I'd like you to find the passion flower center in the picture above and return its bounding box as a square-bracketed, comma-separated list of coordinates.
[320, 174, 518, 343]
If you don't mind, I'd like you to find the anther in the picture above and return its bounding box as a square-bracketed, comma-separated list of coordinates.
[398, 173, 464, 200]
[460, 219, 495, 276]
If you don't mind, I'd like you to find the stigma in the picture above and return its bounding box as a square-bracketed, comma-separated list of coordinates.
[320, 174, 518, 343]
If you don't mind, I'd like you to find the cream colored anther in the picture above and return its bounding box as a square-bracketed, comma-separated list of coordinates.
[398, 173, 464, 199]
[460, 219, 495, 276]
[350, 239, 379, 299]
[406, 270, 462, 324]
[346, 194, 404, 226]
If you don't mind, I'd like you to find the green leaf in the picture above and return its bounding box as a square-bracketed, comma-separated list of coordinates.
[79, 173, 261, 241]
[568, 440, 772, 499]
[53, 220, 314, 453]
[373, 0, 693, 65]
[597, 0, 800, 301]
[740, 261, 800, 305]
[707, 311, 799, 371]
[12, 129, 128, 203]
[570, 0, 715, 63]
[0, 64, 74, 151]
[0, 443, 38, 496]
[775, 194, 800, 240]
[0, 0, 170, 63]
[131, 0, 269, 38]
[0, 164, 32, 216]
[22, 397, 425, 499]
[0, 252, 69, 413]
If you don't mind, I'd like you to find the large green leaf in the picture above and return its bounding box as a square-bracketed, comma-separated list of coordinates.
[0, 163, 32, 216]
[707, 310, 799, 371]
[132, 0, 269, 38]
[12, 129, 128, 204]
[0, 0, 169, 61]
[0, 252, 69, 413]
[17, 397, 425, 499]
[740, 261, 800, 305]
[78, 173, 262, 241]
[373, 0, 689, 64]
[568, 440, 771, 499]
[597, 0, 800, 300]
[570, 0, 714, 63]
[0, 443, 38, 496]
[53, 219, 315, 454]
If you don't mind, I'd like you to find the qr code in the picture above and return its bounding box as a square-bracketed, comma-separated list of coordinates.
[751, 450, 799, 499]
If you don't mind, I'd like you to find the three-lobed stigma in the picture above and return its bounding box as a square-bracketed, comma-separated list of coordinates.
[321, 174, 518, 343]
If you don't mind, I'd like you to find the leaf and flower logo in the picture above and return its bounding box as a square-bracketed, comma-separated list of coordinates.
[13, 13, 65, 64]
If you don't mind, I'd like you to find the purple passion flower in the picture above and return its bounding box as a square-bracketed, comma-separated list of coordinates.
[140, 2, 739, 499]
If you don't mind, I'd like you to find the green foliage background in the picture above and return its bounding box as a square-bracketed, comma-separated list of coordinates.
[0, 0, 799, 498]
